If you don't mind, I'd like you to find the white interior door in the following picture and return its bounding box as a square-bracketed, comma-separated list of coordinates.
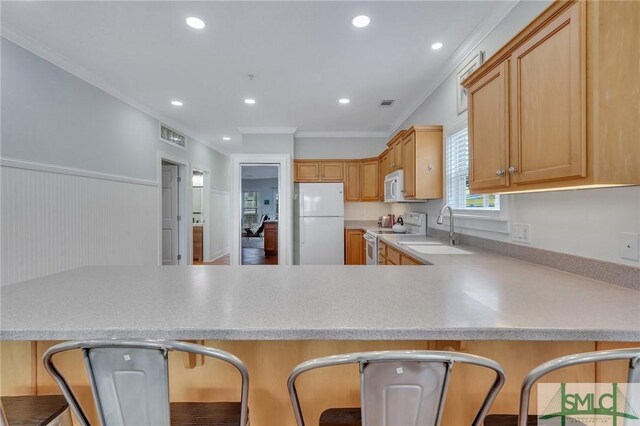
[162, 164, 179, 265]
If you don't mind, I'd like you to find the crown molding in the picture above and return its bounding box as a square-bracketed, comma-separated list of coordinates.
[295, 131, 390, 139]
[0, 24, 230, 157]
[389, 0, 520, 133]
[237, 127, 297, 135]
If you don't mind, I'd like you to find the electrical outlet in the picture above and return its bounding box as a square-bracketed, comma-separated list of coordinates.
[620, 232, 639, 261]
[512, 223, 531, 244]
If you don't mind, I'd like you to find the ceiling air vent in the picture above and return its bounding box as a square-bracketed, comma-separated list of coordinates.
[160, 124, 187, 150]
[379, 99, 395, 108]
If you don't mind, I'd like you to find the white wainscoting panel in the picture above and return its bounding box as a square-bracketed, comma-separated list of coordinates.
[209, 190, 230, 260]
[1, 166, 159, 286]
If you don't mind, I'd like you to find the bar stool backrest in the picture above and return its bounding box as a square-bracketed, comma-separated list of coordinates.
[361, 360, 447, 425]
[43, 339, 250, 426]
[85, 346, 170, 425]
[518, 348, 640, 426]
[288, 350, 506, 426]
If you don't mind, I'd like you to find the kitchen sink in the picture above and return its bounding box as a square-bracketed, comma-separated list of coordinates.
[404, 245, 473, 255]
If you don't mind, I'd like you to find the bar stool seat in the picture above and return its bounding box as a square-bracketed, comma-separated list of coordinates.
[318, 407, 361, 426]
[483, 414, 541, 426]
[1, 395, 70, 426]
[170, 402, 244, 426]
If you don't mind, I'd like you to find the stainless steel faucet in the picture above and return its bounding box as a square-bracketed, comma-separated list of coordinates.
[436, 204, 455, 245]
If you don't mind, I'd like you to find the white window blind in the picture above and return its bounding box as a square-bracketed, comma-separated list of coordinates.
[446, 127, 500, 210]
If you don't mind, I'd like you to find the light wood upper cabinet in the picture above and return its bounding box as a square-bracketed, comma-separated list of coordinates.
[387, 131, 406, 171]
[378, 150, 389, 201]
[468, 61, 510, 191]
[295, 161, 320, 182]
[320, 162, 344, 181]
[463, 0, 640, 193]
[360, 159, 379, 201]
[344, 162, 361, 201]
[294, 161, 344, 182]
[402, 126, 443, 200]
[510, 3, 585, 184]
[402, 132, 416, 198]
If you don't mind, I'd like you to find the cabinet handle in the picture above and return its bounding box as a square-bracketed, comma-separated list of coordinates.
[508, 166, 518, 174]
[496, 169, 505, 177]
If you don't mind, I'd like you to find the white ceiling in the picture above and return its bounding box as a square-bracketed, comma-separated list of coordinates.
[1, 1, 515, 153]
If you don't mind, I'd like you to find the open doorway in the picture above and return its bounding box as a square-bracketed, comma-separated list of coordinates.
[160, 158, 188, 265]
[240, 164, 279, 265]
[192, 169, 205, 264]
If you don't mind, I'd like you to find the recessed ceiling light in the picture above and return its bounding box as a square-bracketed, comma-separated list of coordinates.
[431, 42, 443, 50]
[222, 137, 231, 141]
[339, 98, 350, 104]
[244, 98, 256, 104]
[352, 15, 370, 28]
[171, 100, 183, 106]
[186, 17, 205, 30]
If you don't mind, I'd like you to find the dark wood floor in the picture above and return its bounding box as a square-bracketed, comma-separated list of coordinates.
[241, 238, 278, 265]
[193, 238, 277, 266]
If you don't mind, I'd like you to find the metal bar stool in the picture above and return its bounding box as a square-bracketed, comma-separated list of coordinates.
[288, 350, 506, 426]
[43, 339, 249, 426]
[485, 347, 640, 426]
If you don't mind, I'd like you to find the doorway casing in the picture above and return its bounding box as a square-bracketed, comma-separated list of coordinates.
[231, 154, 292, 265]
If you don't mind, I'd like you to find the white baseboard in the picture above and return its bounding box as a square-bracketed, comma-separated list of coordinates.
[208, 250, 230, 262]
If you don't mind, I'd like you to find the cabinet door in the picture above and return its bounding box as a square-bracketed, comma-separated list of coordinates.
[468, 61, 510, 191]
[394, 141, 404, 170]
[320, 162, 344, 181]
[295, 162, 320, 182]
[361, 160, 379, 201]
[345, 230, 364, 265]
[344, 162, 361, 201]
[378, 152, 388, 201]
[402, 133, 416, 198]
[510, 3, 585, 184]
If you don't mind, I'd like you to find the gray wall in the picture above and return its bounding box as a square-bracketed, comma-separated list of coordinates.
[1, 37, 230, 190]
[294, 137, 387, 159]
[241, 133, 294, 156]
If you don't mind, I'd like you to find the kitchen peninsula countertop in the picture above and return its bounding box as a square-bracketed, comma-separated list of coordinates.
[2, 248, 639, 341]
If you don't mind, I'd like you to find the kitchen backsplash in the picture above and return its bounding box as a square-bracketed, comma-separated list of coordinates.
[344, 201, 429, 220]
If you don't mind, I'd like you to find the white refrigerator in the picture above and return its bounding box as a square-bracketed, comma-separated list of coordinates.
[294, 182, 345, 265]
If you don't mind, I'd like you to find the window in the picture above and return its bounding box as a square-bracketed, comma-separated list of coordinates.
[242, 192, 259, 227]
[446, 127, 499, 210]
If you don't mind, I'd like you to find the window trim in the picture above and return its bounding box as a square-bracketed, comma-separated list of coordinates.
[443, 119, 506, 221]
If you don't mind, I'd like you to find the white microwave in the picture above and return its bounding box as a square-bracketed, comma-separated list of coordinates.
[384, 170, 406, 202]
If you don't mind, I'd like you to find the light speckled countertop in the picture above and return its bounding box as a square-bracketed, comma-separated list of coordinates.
[2, 246, 639, 341]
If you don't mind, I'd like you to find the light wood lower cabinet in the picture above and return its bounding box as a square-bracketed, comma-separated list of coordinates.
[192, 226, 203, 263]
[464, 0, 640, 193]
[263, 221, 278, 256]
[4, 340, 635, 426]
[344, 229, 365, 265]
[377, 241, 422, 266]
